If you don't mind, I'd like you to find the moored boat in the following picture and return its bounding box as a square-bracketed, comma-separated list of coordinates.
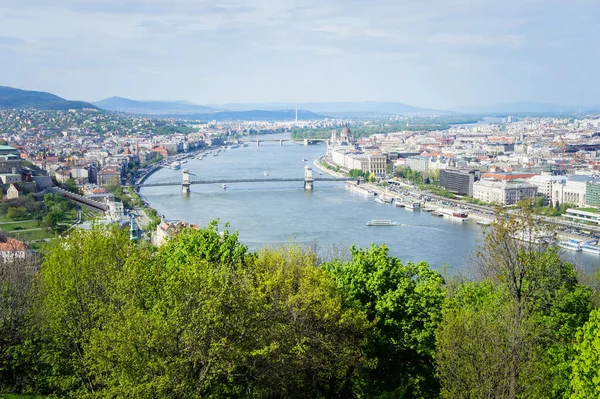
[558, 240, 583, 252]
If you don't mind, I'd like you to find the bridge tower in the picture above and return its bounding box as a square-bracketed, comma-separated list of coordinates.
[182, 169, 191, 195]
[304, 166, 314, 191]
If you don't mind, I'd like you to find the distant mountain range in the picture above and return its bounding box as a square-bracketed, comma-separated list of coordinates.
[93, 96, 217, 115]
[3, 86, 598, 119]
[0, 86, 97, 110]
[453, 101, 600, 115]
[93, 97, 447, 118]
[168, 109, 326, 122]
[207, 101, 446, 116]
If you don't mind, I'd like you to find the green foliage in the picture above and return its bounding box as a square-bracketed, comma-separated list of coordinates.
[438, 204, 593, 399]
[570, 309, 600, 398]
[24, 223, 372, 398]
[30, 225, 142, 396]
[6, 208, 28, 221]
[0, 253, 40, 393]
[436, 282, 515, 399]
[61, 179, 79, 194]
[323, 244, 445, 398]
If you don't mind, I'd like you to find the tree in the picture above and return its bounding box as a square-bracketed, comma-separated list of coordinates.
[570, 309, 600, 398]
[436, 282, 516, 399]
[82, 233, 371, 398]
[0, 243, 40, 392]
[323, 244, 445, 398]
[31, 225, 145, 395]
[6, 207, 28, 220]
[438, 203, 592, 399]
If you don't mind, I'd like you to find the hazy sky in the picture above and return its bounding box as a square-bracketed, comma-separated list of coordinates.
[1, 0, 598, 109]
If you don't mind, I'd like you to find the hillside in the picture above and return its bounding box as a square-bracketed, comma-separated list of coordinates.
[175, 109, 327, 122]
[0, 86, 97, 110]
[94, 96, 217, 115]
[452, 101, 600, 115]
[212, 101, 446, 116]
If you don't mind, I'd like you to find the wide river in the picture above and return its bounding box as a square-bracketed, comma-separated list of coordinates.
[140, 134, 599, 274]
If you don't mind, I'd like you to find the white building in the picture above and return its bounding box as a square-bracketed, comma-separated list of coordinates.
[405, 156, 430, 174]
[528, 175, 567, 205]
[552, 176, 592, 207]
[473, 179, 538, 205]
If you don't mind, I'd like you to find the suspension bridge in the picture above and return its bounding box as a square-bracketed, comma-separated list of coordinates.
[135, 167, 354, 195]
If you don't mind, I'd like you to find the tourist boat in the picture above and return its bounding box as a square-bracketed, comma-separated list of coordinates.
[437, 208, 469, 221]
[222, 184, 227, 190]
[558, 240, 583, 252]
[581, 243, 600, 255]
[170, 161, 181, 170]
[366, 220, 400, 226]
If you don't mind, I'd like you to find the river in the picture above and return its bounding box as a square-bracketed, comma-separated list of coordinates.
[140, 135, 599, 274]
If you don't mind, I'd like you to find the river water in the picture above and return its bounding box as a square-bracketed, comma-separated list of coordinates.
[140, 135, 599, 274]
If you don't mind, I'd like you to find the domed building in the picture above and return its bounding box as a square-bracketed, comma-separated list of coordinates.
[339, 125, 354, 144]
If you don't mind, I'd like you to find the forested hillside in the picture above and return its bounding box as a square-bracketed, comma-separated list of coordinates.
[1, 206, 599, 398]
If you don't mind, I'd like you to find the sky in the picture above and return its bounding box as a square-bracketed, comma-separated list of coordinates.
[0, 0, 599, 109]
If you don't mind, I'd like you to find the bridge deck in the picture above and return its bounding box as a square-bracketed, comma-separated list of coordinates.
[139, 177, 352, 188]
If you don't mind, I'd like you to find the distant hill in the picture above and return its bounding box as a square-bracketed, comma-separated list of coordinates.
[94, 96, 217, 115]
[212, 101, 446, 116]
[168, 109, 326, 122]
[453, 101, 600, 115]
[0, 86, 98, 110]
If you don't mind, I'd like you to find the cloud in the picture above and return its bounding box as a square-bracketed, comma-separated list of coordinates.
[0, 36, 25, 45]
[0, 0, 598, 107]
[429, 33, 525, 49]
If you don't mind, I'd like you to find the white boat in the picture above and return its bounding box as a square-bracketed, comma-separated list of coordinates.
[404, 202, 421, 211]
[559, 240, 583, 251]
[345, 183, 375, 196]
[170, 161, 181, 170]
[302, 158, 308, 162]
[437, 208, 468, 221]
[263, 171, 268, 176]
[476, 220, 492, 226]
[222, 184, 227, 190]
[582, 244, 600, 255]
[366, 220, 400, 226]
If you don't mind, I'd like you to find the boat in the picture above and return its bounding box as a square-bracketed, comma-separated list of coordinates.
[302, 158, 308, 162]
[582, 244, 600, 255]
[409, 202, 421, 211]
[345, 182, 375, 196]
[222, 184, 227, 190]
[476, 220, 492, 226]
[437, 208, 469, 221]
[366, 220, 400, 226]
[374, 196, 392, 204]
[169, 161, 181, 170]
[431, 211, 443, 217]
[213, 153, 219, 157]
[395, 201, 406, 208]
[374, 197, 386, 204]
[558, 240, 583, 252]
[263, 171, 268, 176]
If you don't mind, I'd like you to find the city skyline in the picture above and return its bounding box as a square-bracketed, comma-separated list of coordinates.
[1, 0, 598, 109]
